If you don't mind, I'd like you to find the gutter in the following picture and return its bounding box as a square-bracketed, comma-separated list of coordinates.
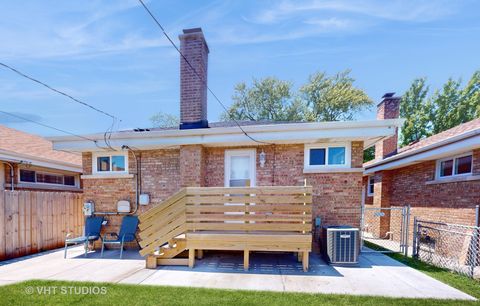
[365, 128, 480, 171]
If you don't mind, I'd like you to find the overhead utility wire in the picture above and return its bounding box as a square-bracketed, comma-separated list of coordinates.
[0, 62, 121, 150]
[0, 110, 97, 142]
[137, 0, 273, 145]
[0, 62, 119, 121]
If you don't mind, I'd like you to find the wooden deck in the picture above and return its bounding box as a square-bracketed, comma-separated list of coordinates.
[138, 186, 313, 271]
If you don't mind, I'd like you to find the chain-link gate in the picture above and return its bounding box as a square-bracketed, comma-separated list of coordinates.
[360, 205, 410, 255]
[413, 219, 480, 278]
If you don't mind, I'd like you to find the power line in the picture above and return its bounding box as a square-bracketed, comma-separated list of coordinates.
[0, 110, 97, 143]
[137, 0, 273, 145]
[0, 62, 119, 121]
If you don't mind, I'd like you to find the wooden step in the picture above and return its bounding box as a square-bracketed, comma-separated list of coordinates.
[156, 238, 187, 259]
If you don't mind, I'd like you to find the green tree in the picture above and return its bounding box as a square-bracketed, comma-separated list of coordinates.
[363, 146, 375, 163]
[221, 77, 300, 121]
[399, 70, 480, 147]
[150, 112, 179, 128]
[300, 70, 373, 121]
[399, 78, 430, 146]
[457, 70, 480, 123]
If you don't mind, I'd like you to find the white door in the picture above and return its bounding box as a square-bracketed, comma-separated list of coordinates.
[224, 150, 256, 223]
[224, 149, 256, 187]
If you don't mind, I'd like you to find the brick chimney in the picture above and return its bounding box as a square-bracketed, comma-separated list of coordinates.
[375, 92, 401, 160]
[179, 28, 209, 129]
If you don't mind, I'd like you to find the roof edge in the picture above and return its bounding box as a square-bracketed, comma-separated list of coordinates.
[365, 128, 480, 171]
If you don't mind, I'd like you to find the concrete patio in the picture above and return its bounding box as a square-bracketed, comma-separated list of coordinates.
[0, 246, 474, 300]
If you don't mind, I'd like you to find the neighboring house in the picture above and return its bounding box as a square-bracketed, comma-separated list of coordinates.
[0, 125, 82, 192]
[364, 97, 480, 237]
[50, 28, 402, 238]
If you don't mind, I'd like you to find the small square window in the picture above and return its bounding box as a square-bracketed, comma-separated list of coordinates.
[440, 159, 453, 177]
[112, 156, 125, 172]
[328, 147, 346, 165]
[64, 176, 75, 186]
[455, 155, 472, 175]
[310, 148, 326, 165]
[20, 170, 36, 182]
[97, 156, 110, 172]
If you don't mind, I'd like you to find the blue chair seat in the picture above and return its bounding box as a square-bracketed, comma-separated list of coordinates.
[64, 216, 104, 258]
[101, 216, 139, 259]
[66, 235, 100, 244]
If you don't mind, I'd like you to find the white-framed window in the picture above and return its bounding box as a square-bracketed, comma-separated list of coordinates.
[436, 152, 473, 179]
[304, 142, 351, 170]
[367, 175, 374, 196]
[92, 152, 128, 174]
[19, 169, 78, 187]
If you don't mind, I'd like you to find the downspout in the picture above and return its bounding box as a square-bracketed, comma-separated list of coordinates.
[122, 145, 139, 215]
[3, 162, 14, 191]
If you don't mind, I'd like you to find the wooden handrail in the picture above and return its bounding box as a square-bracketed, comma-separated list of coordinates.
[138, 188, 187, 256]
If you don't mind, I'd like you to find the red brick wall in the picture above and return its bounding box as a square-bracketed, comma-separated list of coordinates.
[82, 142, 365, 247]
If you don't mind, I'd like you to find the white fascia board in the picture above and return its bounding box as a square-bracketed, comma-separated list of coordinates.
[364, 134, 480, 174]
[0, 150, 82, 173]
[52, 122, 400, 152]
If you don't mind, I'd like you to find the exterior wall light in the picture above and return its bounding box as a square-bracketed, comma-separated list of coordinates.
[259, 150, 266, 168]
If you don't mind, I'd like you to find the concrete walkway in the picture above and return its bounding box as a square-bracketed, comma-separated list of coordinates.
[0, 246, 474, 300]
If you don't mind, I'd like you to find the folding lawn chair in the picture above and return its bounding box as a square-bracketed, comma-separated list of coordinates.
[64, 216, 104, 258]
[101, 215, 139, 259]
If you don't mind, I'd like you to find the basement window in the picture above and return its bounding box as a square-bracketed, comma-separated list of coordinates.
[304, 143, 351, 170]
[436, 153, 472, 179]
[19, 169, 77, 187]
[93, 152, 128, 174]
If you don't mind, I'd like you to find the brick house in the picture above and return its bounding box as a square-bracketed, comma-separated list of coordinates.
[0, 125, 82, 192]
[50, 28, 402, 243]
[363, 96, 480, 239]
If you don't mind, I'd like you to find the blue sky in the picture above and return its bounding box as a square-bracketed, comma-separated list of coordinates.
[0, 0, 479, 137]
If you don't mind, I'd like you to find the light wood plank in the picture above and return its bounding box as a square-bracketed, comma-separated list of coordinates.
[188, 248, 195, 268]
[188, 222, 311, 232]
[156, 258, 189, 266]
[0, 191, 5, 260]
[186, 204, 312, 213]
[186, 195, 312, 204]
[186, 186, 312, 195]
[302, 251, 309, 272]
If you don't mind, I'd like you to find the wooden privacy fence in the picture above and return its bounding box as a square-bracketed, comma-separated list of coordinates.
[0, 190, 84, 260]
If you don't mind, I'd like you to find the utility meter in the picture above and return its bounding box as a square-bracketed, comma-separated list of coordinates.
[83, 201, 95, 216]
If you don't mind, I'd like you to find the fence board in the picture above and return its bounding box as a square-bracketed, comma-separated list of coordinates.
[0, 192, 5, 259]
[0, 190, 83, 260]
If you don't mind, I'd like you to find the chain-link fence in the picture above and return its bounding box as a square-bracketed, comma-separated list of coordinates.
[413, 218, 480, 279]
[361, 206, 410, 255]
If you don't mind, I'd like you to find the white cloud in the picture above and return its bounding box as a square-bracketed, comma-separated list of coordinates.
[250, 0, 459, 24]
